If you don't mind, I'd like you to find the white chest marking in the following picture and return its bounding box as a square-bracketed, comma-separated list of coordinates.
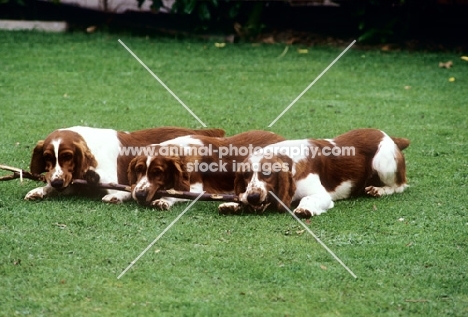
[190, 182, 203, 192]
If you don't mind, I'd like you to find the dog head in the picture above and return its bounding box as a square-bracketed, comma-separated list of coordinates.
[234, 153, 295, 213]
[128, 152, 190, 204]
[30, 130, 97, 190]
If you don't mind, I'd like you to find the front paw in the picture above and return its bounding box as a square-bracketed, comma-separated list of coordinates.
[365, 186, 383, 197]
[150, 199, 170, 210]
[84, 169, 100, 185]
[218, 202, 242, 215]
[293, 207, 312, 219]
[102, 194, 123, 204]
[24, 187, 45, 201]
[102, 192, 131, 204]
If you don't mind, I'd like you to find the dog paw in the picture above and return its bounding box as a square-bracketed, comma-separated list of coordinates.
[24, 187, 44, 201]
[84, 169, 100, 185]
[365, 186, 383, 197]
[293, 207, 312, 219]
[218, 202, 241, 215]
[102, 194, 123, 204]
[150, 199, 170, 210]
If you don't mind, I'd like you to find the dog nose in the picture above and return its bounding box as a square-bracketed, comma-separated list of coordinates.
[247, 192, 261, 205]
[134, 190, 147, 201]
[50, 179, 64, 188]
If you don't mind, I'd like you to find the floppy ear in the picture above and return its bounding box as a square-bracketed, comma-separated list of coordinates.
[233, 171, 246, 195]
[30, 140, 45, 174]
[275, 170, 296, 211]
[275, 156, 296, 211]
[127, 157, 139, 186]
[169, 158, 190, 191]
[73, 140, 97, 178]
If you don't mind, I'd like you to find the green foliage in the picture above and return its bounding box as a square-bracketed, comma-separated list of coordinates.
[138, 0, 259, 35]
[1, 30, 467, 316]
[354, 0, 427, 43]
[157, 0, 241, 21]
[0, 0, 24, 5]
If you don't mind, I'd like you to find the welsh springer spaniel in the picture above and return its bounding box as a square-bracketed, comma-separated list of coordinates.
[127, 130, 285, 210]
[25, 126, 225, 203]
[218, 128, 410, 218]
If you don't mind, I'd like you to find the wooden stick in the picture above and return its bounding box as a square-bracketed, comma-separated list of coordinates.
[1, 164, 239, 202]
[72, 180, 238, 202]
[0, 164, 45, 182]
[154, 189, 239, 202]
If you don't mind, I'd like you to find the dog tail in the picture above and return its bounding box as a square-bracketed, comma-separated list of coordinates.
[391, 137, 410, 151]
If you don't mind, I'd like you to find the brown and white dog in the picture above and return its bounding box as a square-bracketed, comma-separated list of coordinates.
[25, 126, 224, 203]
[218, 128, 410, 218]
[127, 130, 285, 210]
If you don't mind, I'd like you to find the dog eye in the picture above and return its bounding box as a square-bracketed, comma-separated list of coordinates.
[243, 171, 252, 179]
[262, 171, 272, 178]
[61, 153, 73, 161]
[150, 167, 163, 176]
[43, 153, 54, 162]
[135, 165, 146, 173]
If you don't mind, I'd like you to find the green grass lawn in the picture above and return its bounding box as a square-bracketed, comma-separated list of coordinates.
[1, 30, 467, 316]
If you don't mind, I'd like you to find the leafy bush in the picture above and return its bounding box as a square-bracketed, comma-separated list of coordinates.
[139, 0, 265, 36]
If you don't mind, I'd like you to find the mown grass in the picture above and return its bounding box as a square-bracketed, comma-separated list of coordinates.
[1, 30, 467, 316]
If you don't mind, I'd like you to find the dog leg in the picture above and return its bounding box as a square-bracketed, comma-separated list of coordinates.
[365, 184, 407, 197]
[368, 135, 408, 198]
[218, 202, 242, 215]
[25, 187, 47, 200]
[102, 191, 132, 204]
[293, 194, 334, 218]
[24, 185, 63, 200]
[150, 197, 180, 210]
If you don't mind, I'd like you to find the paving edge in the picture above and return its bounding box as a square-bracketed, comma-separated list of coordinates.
[0, 20, 68, 32]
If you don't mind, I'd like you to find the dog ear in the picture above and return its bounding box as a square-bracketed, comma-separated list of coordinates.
[73, 140, 97, 179]
[275, 170, 296, 210]
[127, 157, 139, 186]
[169, 158, 190, 191]
[275, 156, 296, 211]
[30, 140, 45, 175]
[233, 171, 247, 195]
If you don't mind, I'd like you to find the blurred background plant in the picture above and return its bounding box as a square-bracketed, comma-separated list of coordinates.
[1, 0, 466, 47]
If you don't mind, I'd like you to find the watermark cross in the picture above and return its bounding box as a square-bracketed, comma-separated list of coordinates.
[268, 40, 356, 127]
[117, 191, 206, 279]
[269, 191, 358, 279]
[118, 39, 207, 127]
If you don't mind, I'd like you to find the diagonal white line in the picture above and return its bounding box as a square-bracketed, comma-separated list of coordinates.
[268, 40, 356, 127]
[117, 191, 206, 279]
[118, 39, 207, 127]
[268, 191, 357, 279]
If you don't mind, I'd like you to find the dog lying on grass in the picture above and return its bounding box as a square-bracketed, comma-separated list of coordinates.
[25, 126, 224, 203]
[218, 128, 410, 218]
